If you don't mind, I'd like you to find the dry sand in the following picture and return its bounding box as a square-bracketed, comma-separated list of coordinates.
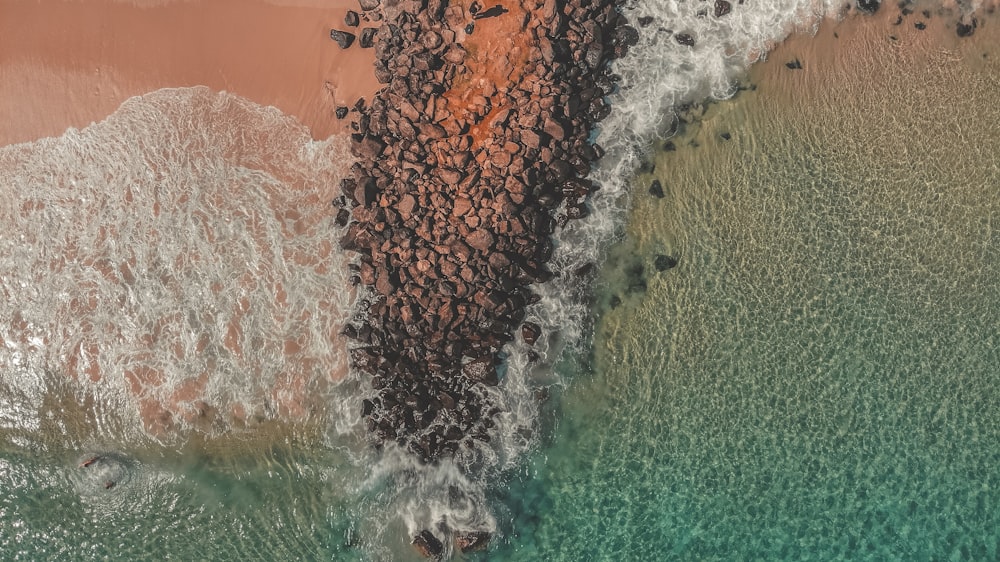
[0, 0, 380, 146]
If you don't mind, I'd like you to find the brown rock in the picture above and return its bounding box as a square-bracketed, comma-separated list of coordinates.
[453, 197, 473, 217]
[399, 194, 417, 220]
[467, 229, 495, 251]
[455, 530, 491, 553]
[462, 356, 499, 385]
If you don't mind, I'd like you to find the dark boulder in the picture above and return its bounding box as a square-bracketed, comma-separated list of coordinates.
[455, 530, 491, 552]
[358, 0, 380, 11]
[675, 33, 695, 47]
[714, 0, 732, 17]
[649, 179, 664, 198]
[345, 10, 359, 27]
[329, 30, 356, 49]
[957, 18, 977, 37]
[785, 59, 802, 70]
[654, 254, 678, 271]
[855, 0, 879, 13]
[360, 27, 378, 48]
[521, 322, 541, 345]
[412, 530, 444, 559]
[335, 106, 349, 119]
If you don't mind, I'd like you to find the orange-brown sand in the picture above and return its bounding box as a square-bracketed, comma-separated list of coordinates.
[0, 0, 380, 146]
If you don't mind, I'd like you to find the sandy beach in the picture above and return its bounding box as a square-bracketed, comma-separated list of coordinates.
[0, 0, 380, 146]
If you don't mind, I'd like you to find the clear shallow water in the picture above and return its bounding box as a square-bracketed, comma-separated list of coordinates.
[496, 19, 1000, 560]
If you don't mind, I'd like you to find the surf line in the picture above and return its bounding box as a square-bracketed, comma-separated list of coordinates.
[332, 0, 637, 554]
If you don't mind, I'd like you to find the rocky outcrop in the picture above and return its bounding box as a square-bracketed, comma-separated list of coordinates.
[335, 0, 635, 468]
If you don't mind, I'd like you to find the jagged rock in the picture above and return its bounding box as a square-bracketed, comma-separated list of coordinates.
[855, 0, 879, 13]
[521, 322, 541, 345]
[467, 229, 495, 252]
[957, 18, 977, 37]
[335, 106, 349, 119]
[654, 254, 678, 271]
[360, 27, 378, 48]
[675, 33, 695, 47]
[455, 531, 491, 553]
[412, 530, 444, 559]
[649, 179, 664, 198]
[345, 10, 359, 27]
[714, 0, 732, 17]
[358, 0, 381, 11]
[329, 30, 356, 48]
[462, 356, 498, 385]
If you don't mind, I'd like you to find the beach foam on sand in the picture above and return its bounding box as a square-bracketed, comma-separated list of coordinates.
[0, 0, 379, 146]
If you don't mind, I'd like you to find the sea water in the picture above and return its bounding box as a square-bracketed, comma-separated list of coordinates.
[2, 1, 999, 560]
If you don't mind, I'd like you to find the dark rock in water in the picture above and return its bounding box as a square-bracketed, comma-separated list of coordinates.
[663, 140, 676, 152]
[638, 15, 654, 27]
[335, 106, 348, 119]
[335, 208, 350, 227]
[329, 29, 356, 49]
[675, 33, 695, 47]
[957, 18, 977, 37]
[455, 530, 491, 552]
[345, 10, 359, 27]
[358, 0, 380, 11]
[785, 59, 802, 70]
[914, 21, 926, 30]
[521, 322, 541, 345]
[654, 254, 679, 271]
[856, 0, 879, 13]
[412, 530, 444, 559]
[649, 179, 664, 198]
[720, 132, 731, 141]
[893, 15, 902, 25]
[609, 294, 622, 309]
[465, 22, 475, 34]
[360, 27, 377, 48]
[714, 0, 732, 17]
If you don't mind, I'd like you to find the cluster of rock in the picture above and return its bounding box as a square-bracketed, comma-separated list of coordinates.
[333, 0, 635, 554]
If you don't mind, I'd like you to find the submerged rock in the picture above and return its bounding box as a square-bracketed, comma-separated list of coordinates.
[654, 254, 679, 271]
[856, 0, 880, 13]
[649, 179, 665, 198]
[956, 18, 977, 37]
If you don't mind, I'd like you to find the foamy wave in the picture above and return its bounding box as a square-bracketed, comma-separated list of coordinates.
[0, 86, 356, 444]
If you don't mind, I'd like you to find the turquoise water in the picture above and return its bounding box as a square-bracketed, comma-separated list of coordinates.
[492, 26, 1000, 560]
[3, 10, 1000, 562]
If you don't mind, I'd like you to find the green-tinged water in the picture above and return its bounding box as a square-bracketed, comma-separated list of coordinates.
[4, 13, 1000, 562]
[0, 445, 377, 561]
[496, 24, 1000, 562]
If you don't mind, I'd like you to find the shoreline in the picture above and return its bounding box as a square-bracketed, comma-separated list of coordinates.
[335, 0, 640, 554]
[0, 0, 380, 146]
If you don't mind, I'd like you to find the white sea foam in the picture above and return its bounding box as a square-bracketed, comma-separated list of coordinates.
[0, 86, 356, 444]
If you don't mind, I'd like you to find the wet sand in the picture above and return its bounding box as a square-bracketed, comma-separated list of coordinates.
[0, 0, 380, 146]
